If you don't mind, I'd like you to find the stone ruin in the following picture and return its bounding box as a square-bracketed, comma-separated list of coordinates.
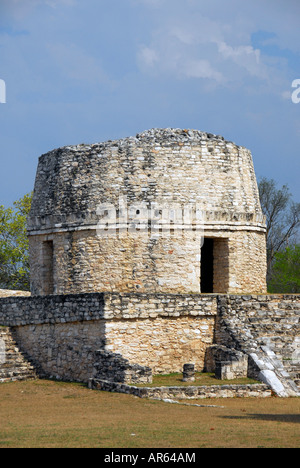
[27, 128, 267, 296]
[0, 129, 299, 398]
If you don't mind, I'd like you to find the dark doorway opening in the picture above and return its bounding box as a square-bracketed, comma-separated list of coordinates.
[42, 240, 54, 295]
[200, 238, 214, 293]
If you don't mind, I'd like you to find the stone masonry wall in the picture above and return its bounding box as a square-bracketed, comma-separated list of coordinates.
[29, 230, 203, 295]
[215, 294, 300, 358]
[28, 128, 267, 296]
[0, 293, 299, 386]
[214, 294, 300, 396]
[103, 294, 216, 374]
[0, 289, 31, 298]
[90, 379, 271, 400]
[29, 228, 266, 296]
[28, 129, 264, 231]
[0, 293, 217, 382]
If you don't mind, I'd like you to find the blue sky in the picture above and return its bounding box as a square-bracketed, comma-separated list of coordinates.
[0, 0, 299, 207]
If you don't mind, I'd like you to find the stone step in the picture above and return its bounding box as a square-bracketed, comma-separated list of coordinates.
[0, 366, 36, 376]
[0, 360, 36, 370]
[0, 374, 36, 383]
[283, 362, 300, 383]
[249, 346, 300, 397]
[0, 328, 37, 383]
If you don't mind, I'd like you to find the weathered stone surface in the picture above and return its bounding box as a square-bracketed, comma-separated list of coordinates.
[0, 293, 217, 380]
[88, 378, 272, 400]
[27, 128, 267, 296]
[215, 295, 300, 396]
[182, 363, 195, 382]
[0, 293, 299, 393]
[1, 130, 298, 399]
[206, 345, 248, 380]
[93, 350, 152, 384]
[0, 327, 36, 383]
[0, 289, 30, 298]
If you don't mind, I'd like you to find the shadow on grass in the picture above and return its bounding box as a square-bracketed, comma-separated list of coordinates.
[220, 414, 300, 423]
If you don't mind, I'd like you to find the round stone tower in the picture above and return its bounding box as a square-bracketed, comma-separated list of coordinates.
[27, 128, 267, 296]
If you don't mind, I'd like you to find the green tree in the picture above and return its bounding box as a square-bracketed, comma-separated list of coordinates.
[0, 192, 32, 291]
[258, 177, 300, 280]
[268, 244, 300, 293]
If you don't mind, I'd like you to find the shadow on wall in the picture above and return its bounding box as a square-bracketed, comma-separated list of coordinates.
[92, 349, 152, 384]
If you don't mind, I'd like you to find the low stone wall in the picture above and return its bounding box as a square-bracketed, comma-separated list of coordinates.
[89, 379, 272, 399]
[0, 293, 105, 326]
[0, 293, 217, 382]
[0, 289, 31, 298]
[215, 294, 300, 396]
[215, 294, 300, 358]
[0, 293, 299, 391]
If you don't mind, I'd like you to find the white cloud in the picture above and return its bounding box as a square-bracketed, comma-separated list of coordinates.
[138, 46, 159, 68]
[217, 41, 266, 79]
[218, 42, 260, 63]
[184, 59, 224, 83]
[136, 3, 294, 94]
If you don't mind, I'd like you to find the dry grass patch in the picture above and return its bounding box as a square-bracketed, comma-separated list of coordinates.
[0, 379, 299, 448]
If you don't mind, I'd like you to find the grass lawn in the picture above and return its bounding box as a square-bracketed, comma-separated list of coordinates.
[133, 372, 260, 387]
[0, 379, 299, 448]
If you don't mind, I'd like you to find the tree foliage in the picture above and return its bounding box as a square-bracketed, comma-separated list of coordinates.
[0, 193, 32, 291]
[268, 244, 300, 293]
[258, 177, 300, 283]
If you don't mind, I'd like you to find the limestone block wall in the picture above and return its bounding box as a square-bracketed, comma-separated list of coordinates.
[103, 294, 217, 374]
[0, 289, 31, 298]
[0, 293, 217, 382]
[104, 316, 215, 375]
[12, 321, 106, 382]
[91, 379, 272, 399]
[27, 128, 267, 296]
[28, 129, 263, 228]
[0, 294, 106, 382]
[29, 230, 203, 295]
[203, 229, 267, 294]
[29, 228, 266, 296]
[215, 295, 300, 358]
[0, 293, 299, 386]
